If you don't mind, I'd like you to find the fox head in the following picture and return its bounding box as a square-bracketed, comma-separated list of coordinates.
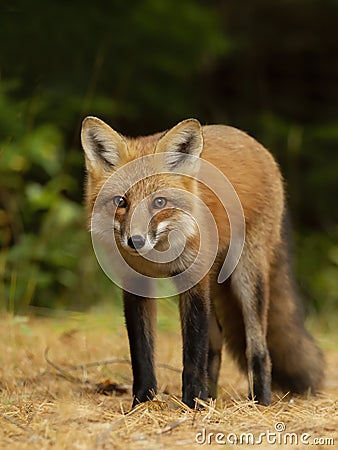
[81, 117, 205, 266]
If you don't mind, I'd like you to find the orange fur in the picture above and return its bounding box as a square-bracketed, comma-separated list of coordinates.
[81, 117, 324, 407]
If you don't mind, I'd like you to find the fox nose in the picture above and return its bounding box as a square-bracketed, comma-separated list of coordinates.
[128, 235, 145, 250]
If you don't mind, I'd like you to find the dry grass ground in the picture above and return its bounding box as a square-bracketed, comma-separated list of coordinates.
[0, 304, 337, 449]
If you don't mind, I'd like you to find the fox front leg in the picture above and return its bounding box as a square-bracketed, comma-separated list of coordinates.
[123, 290, 157, 407]
[179, 281, 210, 408]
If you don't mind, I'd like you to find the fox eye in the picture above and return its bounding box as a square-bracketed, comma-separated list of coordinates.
[152, 197, 167, 209]
[112, 195, 127, 208]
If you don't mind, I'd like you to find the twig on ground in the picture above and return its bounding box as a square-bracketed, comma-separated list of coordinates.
[43, 347, 181, 398]
[44, 347, 81, 384]
[65, 358, 181, 374]
[157, 362, 181, 373]
[66, 358, 131, 371]
[0, 412, 34, 433]
[44, 347, 130, 395]
[43, 348, 181, 384]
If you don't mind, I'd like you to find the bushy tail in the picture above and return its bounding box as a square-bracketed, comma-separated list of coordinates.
[267, 224, 324, 394]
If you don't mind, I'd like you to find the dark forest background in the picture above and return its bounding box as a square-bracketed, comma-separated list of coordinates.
[0, 0, 337, 317]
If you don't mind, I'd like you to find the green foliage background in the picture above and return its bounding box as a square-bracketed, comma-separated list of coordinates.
[0, 0, 337, 316]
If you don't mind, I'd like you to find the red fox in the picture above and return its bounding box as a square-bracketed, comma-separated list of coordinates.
[81, 117, 324, 408]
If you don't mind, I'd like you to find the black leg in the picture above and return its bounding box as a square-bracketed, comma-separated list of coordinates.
[247, 275, 271, 406]
[179, 284, 210, 408]
[123, 291, 157, 407]
[249, 351, 271, 405]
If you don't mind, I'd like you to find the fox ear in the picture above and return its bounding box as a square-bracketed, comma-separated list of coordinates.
[81, 116, 127, 170]
[155, 119, 203, 172]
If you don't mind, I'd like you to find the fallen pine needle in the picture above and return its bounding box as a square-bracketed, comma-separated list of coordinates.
[157, 417, 189, 434]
